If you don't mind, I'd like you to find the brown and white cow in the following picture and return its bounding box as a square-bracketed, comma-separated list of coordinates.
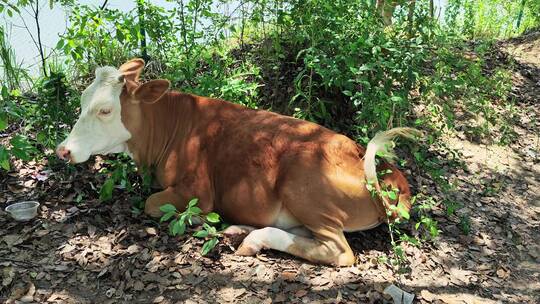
[57, 59, 420, 266]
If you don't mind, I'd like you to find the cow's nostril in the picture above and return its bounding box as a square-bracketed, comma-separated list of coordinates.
[56, 146, 71, 161]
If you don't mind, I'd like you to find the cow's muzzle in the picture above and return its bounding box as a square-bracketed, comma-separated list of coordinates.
[56, 146, 72, 162]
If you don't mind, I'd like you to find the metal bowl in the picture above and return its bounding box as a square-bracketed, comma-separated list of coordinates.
[5, 201, 40, 221]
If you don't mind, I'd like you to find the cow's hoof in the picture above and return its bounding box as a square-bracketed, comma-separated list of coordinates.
[223, 225, 256, 236]
[235, 243, 260, 256]
[144, 209, 162, 219]
[235, 235, 264, 256]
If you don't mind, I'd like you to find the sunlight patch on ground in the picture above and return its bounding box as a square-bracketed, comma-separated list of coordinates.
[445, 136, 520, 174]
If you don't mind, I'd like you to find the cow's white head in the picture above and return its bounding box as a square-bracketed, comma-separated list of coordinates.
[56, 59, 168, 163]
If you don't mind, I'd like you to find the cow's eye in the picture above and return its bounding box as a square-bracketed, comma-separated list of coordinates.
[98, 108, 112, 116]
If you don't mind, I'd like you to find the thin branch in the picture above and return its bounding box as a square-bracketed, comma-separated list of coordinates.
[99, 0, 109, 10]
[0, 0, 20, 13]
[25, 0, 47, 76]
[17, 14, 40, 58]
[0, 257, 40, 267]
[407, 0, 416, 36]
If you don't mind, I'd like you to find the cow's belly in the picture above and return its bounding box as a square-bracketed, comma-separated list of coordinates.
[215, 179, 283, 228]
[214, 171, 381, 233]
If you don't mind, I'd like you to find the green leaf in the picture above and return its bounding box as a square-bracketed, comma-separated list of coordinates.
[99, 178, 115, 201]
[1, 85, 8, 98]
[187, 198, 199, 208]
[0, 146, 10, 171]
[206, 212, 220, 223]
[207, 226, 217, 235]
[365, 182, 375, 193]
[430, 225, 439, 238]
[36, 132, 48, 146]
[168, 219, 178, 235]
[189, 206, 202, 215]
[116, 28, 125, 42]
[159, 203, 177, 213]
[397, 202, 410, 220]
[0, 114, 7, 131]
[55, 39, 65, 50]
[201, 237, 218, 255]
[0, 158, 10, 171]
[171, 220, 186, 236]
[9, 135, 37, 161]
[160, 211, 176, 223]
[202, 223, 217, 235]
[193, 230, 209, 238]
[179, 213, 189, 224]
[388, 190, 398, 200]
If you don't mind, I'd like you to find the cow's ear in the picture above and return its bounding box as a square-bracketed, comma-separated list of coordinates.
[119, 58, 145, 82]
[132, 79, 170, 104]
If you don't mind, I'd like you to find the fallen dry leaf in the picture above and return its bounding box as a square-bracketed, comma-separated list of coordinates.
[420, 289, 436, 302]
[294, 289, 308, 297]
[3, 234, 24, 247]
[19, 281, 36, 302]
[2, 267, 15, 288]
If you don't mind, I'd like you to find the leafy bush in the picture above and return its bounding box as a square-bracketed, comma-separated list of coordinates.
[160, 199, 223, 256]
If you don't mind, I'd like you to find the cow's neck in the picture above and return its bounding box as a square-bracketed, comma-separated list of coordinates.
[125, 91, 195, 170]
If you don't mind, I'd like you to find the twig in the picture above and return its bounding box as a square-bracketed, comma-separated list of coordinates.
[17, 1, 47, 76]
[99, 0, 109, 10]
[29, 0, 47, 76]
[0, 257, 40, 267]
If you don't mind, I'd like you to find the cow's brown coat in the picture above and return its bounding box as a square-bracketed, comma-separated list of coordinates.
[116, 59, 414, 265]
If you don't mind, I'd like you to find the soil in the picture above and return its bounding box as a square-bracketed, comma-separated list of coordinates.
[1, 32, 539, 303]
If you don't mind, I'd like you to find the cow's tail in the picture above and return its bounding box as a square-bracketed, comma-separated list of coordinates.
[364, 127, 422, 220]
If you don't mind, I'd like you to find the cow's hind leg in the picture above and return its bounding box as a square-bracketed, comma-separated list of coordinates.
[235, 227, 355, 266]
[144, 187, 184, 218]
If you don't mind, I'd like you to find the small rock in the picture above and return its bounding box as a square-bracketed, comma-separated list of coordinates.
[383, 284, 414, 304]
[420, 289, 435, 301]
[294, 289, 308, 297]
[105, 288, 116, 298]
[146, 227, 158, 236]
[281, 271, 296, 282]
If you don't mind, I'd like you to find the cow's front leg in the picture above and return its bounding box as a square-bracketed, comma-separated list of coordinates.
[222, 225, 256, 236]
[144, 187, 185, 218]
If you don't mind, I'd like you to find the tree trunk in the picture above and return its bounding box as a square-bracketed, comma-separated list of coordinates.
[32, 0, 47, 77]
[376, 0, 385, 14]
[407, 0, 416, 36]
[137, 0, 149, 62]
[178, 0, 188, 54]
[376, 0, 397, 26]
